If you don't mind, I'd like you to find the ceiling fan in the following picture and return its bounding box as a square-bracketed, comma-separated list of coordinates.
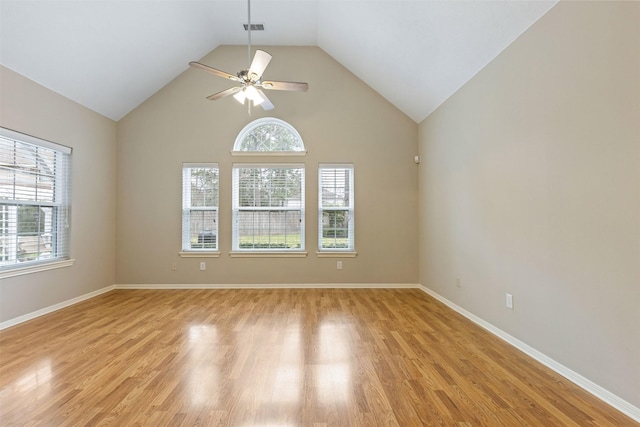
[189, 0, 308, 111]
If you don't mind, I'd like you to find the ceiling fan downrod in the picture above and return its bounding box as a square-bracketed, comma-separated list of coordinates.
[247, 0, 252, 69]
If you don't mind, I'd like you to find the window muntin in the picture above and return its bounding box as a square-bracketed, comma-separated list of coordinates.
[182, 163, 219, 252]
[0, 128, 71, 270]
[233, 118, 305, 153]
[319, 164, 354, 251]
[232, 164, 305, 251]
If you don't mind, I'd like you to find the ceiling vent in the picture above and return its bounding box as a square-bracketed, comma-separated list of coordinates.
[243, 23, 264, 31]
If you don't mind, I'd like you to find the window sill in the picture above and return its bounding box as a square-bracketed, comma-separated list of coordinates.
[316, 252, 358, 258]
[179, 252, 220, 258]
[0, 258, 75, 279]
[230, 251, 308, 258]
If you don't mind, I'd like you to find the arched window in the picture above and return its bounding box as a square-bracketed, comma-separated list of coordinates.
[233, 118, 305, 154]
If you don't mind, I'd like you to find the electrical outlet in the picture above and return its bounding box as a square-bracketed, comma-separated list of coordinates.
[337, 261, 343, 270]
[200, 262, 206, 271]
[456, 277, 461, 288]
[171, 262, 177, 271]
[506, 293, 513, 309]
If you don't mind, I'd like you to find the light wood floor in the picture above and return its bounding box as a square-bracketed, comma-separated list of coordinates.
[0, 289, 636, 426]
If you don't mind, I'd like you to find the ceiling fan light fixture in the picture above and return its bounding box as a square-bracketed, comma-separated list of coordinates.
[244, 85, 264, 105]
[233, 86, 264, 106]
[233, 90, 247, 104]
[253, 92, 266, 106]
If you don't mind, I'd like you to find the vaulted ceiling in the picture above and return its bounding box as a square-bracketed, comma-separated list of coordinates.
[0, 0, 556, 123]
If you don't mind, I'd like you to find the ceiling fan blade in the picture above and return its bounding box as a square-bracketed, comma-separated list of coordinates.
[206, 86, 242, 101]
[257, 89, 274, 110]
[189, 61, 241, 82]
[261, 80, 309, 92]
[248, 50, 272, 81]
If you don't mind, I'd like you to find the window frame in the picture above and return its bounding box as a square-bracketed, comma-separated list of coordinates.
[318, 164, 355, 254]
[0, 127, 74, 278]
[231, 163, 306, 255]
[180, 163, 220, 256]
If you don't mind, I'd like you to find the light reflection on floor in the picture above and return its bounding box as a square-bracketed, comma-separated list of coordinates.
[316, 321, 353, 404]
[188, 324, 219, 407]
[168, 316, 355, 415]
[15, 359, 52, 394]
[0, 358, 53, 413]
[268, 324, 302, 404]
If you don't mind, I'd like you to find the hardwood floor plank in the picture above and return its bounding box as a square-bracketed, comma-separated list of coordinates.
[0, 289, 636, 426]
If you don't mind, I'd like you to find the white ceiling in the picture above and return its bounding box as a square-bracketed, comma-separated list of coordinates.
[0, 0, 557, 123]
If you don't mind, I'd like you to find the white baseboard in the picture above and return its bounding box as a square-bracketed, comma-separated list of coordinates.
[0, 285, 116, 330]
[116, 283, 420, 290]
[418, 285, 640, 423]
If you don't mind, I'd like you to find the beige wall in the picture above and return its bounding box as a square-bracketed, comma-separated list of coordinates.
[0, 66, 117, 323]
[418, 1, 639, 408]
[116, 46, 419, 285]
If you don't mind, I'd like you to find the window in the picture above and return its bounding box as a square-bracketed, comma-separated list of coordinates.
[233, 117, 305, 154]
[231, 118, 307, 255]
[232, 164, 305, 251]
[0, 128, 72, 272]
[319, 164, 354, 251]
[182, 163, 219, 252]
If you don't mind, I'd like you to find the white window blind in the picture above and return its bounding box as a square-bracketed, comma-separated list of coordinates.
[182, 163, 219, 251]
[0, 128, 72, 270]
[318, 164, 354, 251]
[232, 163, 305, 251]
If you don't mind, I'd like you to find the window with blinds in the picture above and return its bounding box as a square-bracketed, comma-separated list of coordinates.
[0, 128, 72, 270]
[182, 163, 219, 251]
[318, 164, 354, 251]
[232, 164, 305, 251]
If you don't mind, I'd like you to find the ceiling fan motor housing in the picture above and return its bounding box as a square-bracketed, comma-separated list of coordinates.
[238, 69, 258, 83]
